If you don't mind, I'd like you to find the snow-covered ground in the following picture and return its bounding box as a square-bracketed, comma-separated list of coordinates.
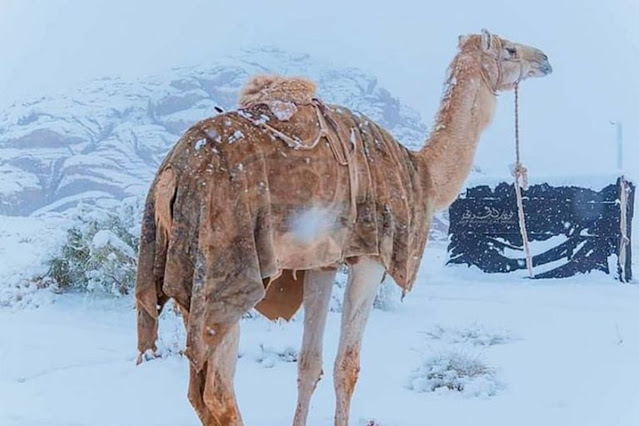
[0, 214, 69, 308]
[1, 215, 638, 426]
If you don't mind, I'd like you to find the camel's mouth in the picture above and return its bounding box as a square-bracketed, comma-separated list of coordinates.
[537, 62, 553, 76]
[530, 57, 552, 78]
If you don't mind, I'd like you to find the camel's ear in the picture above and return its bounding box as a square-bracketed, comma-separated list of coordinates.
[480, 28, 492, 50]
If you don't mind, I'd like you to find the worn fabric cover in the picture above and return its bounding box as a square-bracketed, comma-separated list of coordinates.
[136, 80, 434, 369]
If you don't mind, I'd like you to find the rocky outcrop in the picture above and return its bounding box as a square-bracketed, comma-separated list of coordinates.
[0, 48, 428, 216]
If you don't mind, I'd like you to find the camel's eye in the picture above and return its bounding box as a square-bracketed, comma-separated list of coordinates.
[506, 47, 517, 57]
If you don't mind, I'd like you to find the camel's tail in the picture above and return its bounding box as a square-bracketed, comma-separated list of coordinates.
[135, 168, 176, 362]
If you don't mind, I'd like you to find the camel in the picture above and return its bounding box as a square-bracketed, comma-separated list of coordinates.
[135, 30, 551, 426]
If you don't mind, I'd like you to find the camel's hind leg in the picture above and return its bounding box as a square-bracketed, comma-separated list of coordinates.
[333, 257, 385, 426]
[188, 363, 214, 424]
[293, 267, 337, 426]
[188, 322, 243, 426]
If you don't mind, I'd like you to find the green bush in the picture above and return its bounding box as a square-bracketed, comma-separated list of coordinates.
[42, 198, 142, 296]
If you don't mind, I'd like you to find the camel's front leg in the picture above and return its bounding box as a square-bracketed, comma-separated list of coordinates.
[293, 267, 337, 426]
[334, 257, 385, 426]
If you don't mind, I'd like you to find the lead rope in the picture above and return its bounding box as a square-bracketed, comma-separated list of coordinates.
[513, 82, 535, 278]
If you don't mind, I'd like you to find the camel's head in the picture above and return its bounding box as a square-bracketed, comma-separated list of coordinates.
[458, 29, 552, 92]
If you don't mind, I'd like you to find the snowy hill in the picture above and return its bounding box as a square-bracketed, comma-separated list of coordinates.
[0, 48, 428, 216]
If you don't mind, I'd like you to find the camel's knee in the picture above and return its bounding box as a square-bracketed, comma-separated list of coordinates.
[298, 351, 324, 388]
[206, 334, 242, 423]
[334, 346, 361, 396]
[187, 365, 214, 425]
[202, 372, 241, 426]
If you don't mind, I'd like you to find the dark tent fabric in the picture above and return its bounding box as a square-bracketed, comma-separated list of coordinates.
[447, 177, 634, 281]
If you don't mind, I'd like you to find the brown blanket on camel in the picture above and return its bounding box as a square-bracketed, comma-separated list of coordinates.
[136, 75, 434, 369]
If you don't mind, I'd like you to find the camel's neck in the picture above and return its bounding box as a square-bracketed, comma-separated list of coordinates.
[419, 53, 497, 210]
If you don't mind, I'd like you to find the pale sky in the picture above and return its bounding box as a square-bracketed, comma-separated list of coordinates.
[1, 0, 638, 176]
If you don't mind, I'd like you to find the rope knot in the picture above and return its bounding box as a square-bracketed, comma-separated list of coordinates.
[510, 162, 529, 190]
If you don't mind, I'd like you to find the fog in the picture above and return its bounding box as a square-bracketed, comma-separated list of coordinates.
[1, 0, 638, 176]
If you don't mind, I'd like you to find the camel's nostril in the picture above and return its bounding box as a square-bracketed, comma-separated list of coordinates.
[540, 63, 553, 75]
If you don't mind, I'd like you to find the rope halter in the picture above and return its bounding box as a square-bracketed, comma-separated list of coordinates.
[477, 33, 526, 96]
